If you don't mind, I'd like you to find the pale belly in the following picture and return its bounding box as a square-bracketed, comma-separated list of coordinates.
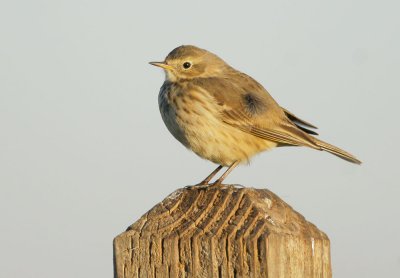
[159, 86, 277, 166]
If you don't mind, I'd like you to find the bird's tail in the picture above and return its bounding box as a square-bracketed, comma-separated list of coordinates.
[312, 137, 361, 164]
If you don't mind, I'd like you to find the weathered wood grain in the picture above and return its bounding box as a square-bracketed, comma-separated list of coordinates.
[114, 185, 331, 277]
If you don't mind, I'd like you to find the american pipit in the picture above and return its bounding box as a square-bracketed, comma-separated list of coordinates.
[150, 45, 361, 185]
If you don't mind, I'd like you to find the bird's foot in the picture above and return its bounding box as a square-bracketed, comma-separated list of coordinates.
[184, 183, 211, 190]
[209, 181, 224, 188]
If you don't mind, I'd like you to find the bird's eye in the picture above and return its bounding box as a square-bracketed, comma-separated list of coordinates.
[183, 62, 192, 69]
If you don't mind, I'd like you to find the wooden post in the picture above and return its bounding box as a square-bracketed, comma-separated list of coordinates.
[113, 185, 332, 277]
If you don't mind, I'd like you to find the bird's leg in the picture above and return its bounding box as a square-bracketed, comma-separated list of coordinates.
[212, 161, 239, 186]
[197, 165, 223, 185]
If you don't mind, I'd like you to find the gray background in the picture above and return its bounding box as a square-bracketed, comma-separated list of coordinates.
[1, 1, 399, 277]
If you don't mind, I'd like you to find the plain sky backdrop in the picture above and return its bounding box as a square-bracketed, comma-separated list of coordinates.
[1, 1, 399, 277]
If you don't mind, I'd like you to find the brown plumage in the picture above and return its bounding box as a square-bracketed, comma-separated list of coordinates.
[150, 45, 361, 185]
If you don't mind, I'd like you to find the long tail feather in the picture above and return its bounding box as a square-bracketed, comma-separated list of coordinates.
[313, 138, 362, 164]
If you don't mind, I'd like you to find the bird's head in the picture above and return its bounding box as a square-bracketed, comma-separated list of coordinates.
[150, 45, 229, 81]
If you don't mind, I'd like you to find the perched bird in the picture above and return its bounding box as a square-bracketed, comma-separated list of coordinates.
[150, 45, 361, 185]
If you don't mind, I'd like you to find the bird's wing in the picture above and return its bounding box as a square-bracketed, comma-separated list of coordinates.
[281, 107, 319, 135]
[222, 109, 318, 148]
[190, 75, 320, 149]
[281, 107, 317, 129]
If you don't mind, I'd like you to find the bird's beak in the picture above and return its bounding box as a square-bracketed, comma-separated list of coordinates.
[149, 61, 173, 71]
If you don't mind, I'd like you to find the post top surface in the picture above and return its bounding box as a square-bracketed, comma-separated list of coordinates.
[119, 185, 328, 240]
